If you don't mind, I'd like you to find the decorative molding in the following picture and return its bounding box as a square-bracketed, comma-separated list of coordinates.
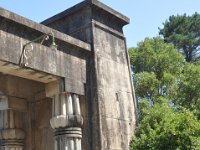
[50, 92, 83, 150]
[0, 129, 25, 140]
[0, 110, 25, 150]
[50, 114, 83, 129]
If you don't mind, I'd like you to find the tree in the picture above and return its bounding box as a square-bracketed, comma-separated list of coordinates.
[130, 100, 200, 150]
[129, 37, 183, 101]
[129, 37, 200, 149]
[174, 63, 200, 119]
[159, 13, 200, 62]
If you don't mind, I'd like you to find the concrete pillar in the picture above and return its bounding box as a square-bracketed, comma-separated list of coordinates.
[0, 110, 25, 150]
[72, 94, 81, 115]
[50, 92, 83, 150]
[0, 92, 25, 150]
[66, 94, 73, 115]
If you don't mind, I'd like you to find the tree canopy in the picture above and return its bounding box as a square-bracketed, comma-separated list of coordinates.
[131, 101, 200, 150]
[129, 37, 200, 150]
[159, 13, 200, 62]
[174, 63, 200, 119]
[129, 38, 183, 102]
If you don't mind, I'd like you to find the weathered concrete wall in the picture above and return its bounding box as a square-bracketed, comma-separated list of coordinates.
[42, 1, 136, 150]
[41, 1, 92, 43]
[33, 98, 54, 150]
[0, 7, 91, 150]
[0, 0, 136, 149]
[0, 7, 91, 95]
[0, 74, 54, 150]
[93, 27, 135, 150]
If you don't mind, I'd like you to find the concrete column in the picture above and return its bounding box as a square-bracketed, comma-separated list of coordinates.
[50, 92, 83, 150]
[66, 94, 73, 115]
[0, 110, 25, 150]
[72, 94, 81, 115]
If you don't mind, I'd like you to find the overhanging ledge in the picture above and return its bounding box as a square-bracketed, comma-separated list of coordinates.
[42, 0, 129, 26]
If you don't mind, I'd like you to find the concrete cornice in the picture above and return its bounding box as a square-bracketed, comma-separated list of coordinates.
[90, 0, 130, 24]
[41, 0, 129, 26]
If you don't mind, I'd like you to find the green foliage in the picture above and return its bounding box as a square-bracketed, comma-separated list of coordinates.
[129, 37, 200, 150]
[134, 72, 160, 101]
[175, 63, 200, 119]
[129, 38, 183, 101]
[129, 38, 183, 79]
[159, 13, 200, 62]
[130, 100, 200, 150]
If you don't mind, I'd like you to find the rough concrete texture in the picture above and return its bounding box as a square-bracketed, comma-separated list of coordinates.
[0, 74, 54, 150]
[0, 0, 136, 150]
[93, 27, 136, 150]
[43, 1, 136, 149]
[0, 23, 87, 95]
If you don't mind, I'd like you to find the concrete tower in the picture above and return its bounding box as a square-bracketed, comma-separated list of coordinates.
[0, 0, 136, 150]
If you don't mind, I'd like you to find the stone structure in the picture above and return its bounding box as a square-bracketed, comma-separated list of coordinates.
[0, 0, 137, 150]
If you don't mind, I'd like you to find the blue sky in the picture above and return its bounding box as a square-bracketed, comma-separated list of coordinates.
[0, 0, 200, 48]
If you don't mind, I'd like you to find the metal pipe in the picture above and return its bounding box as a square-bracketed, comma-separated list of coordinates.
[23, 32, 57, 48]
